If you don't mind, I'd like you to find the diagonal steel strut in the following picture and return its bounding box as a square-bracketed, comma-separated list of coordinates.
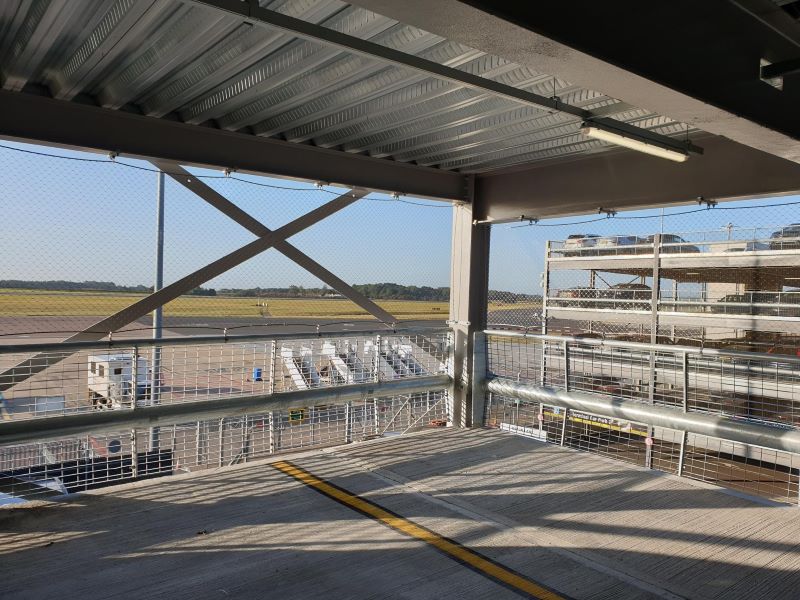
[0, 188, 366, 392]
[151, 160, 397, 326]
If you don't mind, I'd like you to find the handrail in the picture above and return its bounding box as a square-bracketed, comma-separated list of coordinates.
[0, 374, 452, 444]
[485, 378, 800, 455]
[0, 326, 449, 355]
[483, 329, 800, 365]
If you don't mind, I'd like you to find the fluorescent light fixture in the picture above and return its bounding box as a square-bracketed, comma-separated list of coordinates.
[786, 277, 800, 280]
[686, 272, 700, 275]
[581, 122, 689, 163]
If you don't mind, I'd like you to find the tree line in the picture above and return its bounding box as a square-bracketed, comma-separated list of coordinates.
[2, 280, 540, 303]
[0, 280, 216, 296]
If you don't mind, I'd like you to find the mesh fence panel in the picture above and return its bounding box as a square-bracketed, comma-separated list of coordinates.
[483, 393, 800, 504]
[489, 197, 800, 352]
[484, 332, 800, 504]
[0, 331, 448, 420]
[486, 333, 800, 430]
[0, 141, 452, 340]
[0, 390, 450, 503]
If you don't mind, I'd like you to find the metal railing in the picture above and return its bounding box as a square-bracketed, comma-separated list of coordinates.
[659, 291, 800, 318]
[481, 330, 800, 504]
[0, 329, 452, 504]
[485, 330, 800, 427]
[0, 328, 449, 422]
[548, 289, 800, 318]
[0, 390, 451, 504]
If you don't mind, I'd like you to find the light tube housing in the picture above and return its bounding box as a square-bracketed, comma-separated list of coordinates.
[581, 122, 690, 163]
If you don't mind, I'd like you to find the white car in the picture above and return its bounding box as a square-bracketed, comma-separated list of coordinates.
[561, 234, 600, 256]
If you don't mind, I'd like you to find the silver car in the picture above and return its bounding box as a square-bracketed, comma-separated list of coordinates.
[595, 235, 639, 255]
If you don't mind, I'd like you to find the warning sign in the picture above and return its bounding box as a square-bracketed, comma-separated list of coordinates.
[542, 409, 647, 437]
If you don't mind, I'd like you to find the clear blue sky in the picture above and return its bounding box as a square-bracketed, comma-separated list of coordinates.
[2, 139, 799, 295]
[0, 140, 453, 290]
[490, 194, 800, 294]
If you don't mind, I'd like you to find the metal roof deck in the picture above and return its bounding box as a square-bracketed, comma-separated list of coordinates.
[0, 0, 687, 174]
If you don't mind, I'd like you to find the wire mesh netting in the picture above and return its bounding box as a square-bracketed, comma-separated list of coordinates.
[483, 194, 800, 504]
[488, 197, 800, 352]
[484, 393, 800, 505]
[0, 390, 450, 504]
[0, 141, 452, 341]
[486, 332, 800, 432]
[0, 331, 449, 420]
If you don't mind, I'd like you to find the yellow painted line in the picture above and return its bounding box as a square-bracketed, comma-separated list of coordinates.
[272, 460, 570, 600]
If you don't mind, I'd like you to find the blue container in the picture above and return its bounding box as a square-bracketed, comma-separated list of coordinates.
[253, 367, 263, 382]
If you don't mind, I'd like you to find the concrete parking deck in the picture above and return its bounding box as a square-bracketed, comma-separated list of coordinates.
[2, 428, 799, 599]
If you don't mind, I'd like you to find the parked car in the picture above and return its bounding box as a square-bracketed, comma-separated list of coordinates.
[637, 233, 700, 254]
[710, 292, 778, 315]
[774, 291, 800, 317]
[595, 234, 640, 255]
[723, 241, 771, 252]
[562, 234, 601, 256]
[600, 283, 651, 310]
[555, 287, 600, 308]
[769, 223, 800, 250]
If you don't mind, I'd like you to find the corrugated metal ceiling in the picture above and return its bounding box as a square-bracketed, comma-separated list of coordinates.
[0, 0, 690, 173]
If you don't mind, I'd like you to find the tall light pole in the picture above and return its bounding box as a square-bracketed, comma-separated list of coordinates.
[150, 170, 165, 450]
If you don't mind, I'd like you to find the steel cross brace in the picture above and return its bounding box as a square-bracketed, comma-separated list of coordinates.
[0, 187, 367, 391]
[151, 160, 397, 326]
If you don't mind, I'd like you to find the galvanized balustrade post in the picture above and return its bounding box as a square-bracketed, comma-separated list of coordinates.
[344, 402, 352, 443]
[560, 340, 570, 445]
[644, 233, 662, 470]
[268, 340, 277, 395]
[218, 418, 224, 467]
[538, 339, 547, 430]
[131, 344, 139, 410]
[373, 334, 382, 383]
[195, 421, 202, 466]
[268, 411, 275, 454]
[130, 429, 138, 479]
[310, 406, 315, 445]
[677, 351, 689, 477]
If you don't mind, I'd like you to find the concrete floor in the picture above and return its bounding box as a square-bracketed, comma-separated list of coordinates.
[2, 428, 799, 599]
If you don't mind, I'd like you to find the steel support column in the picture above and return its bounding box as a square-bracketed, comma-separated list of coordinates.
[449, 179, 490, 427]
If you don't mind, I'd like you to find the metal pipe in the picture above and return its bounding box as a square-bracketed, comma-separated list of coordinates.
[486, 378, 800, 455]
[150, 170, 165, 450]
[0, 375, 450, 445]
[0, 327, 447, 355]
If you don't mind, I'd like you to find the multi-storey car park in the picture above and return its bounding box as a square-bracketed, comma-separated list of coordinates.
[3, 1, 800, 598]
[545, 226, 800, 346]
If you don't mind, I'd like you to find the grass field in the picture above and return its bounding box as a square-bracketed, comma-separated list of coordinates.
[0, 289, 540, 321]
[0, 289, 448, 320]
